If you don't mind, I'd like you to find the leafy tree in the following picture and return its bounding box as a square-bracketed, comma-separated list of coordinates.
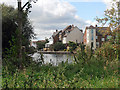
[36, 39, 49, 50]
[96, 0, 119, 29]
[1, 4, 35, 55]
[53, 42, 66, 51]
[36, 41, 46, 50]
[2, 4, 18, 54]
[1, 4, 36, 70]
[96, 0, 120, 60]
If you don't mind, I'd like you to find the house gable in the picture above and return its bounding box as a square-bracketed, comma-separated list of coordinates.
[64, 26, 83, 44]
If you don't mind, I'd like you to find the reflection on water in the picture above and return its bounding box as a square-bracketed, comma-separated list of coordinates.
[32, 53, 74, 66]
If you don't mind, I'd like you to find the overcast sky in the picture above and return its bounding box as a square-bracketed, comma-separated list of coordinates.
[0, 0, 117, 41]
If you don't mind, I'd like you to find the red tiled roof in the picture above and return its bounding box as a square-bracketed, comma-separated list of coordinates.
[37, 40, 46, 43]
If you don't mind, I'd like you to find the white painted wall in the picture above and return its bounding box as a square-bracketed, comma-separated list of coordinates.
[65, 27, 83, 43]
[86, 28, 96, 49]
[62, 37, 66, 44]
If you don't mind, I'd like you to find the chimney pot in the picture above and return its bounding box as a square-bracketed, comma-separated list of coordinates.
[95, 25, 97, 27]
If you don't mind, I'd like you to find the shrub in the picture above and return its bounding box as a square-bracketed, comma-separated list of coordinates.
[94, 42, 119, 61]
[36, 42, 46, 50]
[53, 42, 66, 51]
[68, 41, 77, 53]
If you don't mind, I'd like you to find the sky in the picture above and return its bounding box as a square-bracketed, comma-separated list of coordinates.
[0, 0, 116, 41]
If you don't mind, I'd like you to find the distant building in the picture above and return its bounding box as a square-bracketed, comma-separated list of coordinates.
[45, 37, 53, 48]
[52, 30, 62, 44]
[83, 25, 111, 49]
[62, 26, 83, 44]
[52, 25, 83, 44]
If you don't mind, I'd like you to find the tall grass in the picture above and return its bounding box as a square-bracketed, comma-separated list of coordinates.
[2, 56, 119, 88]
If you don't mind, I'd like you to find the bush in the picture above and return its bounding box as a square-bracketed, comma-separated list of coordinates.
[27, 46, 36, 54]
[36, 42, 46, 50]
[94, 42, 119, 61]
[53, 42, 66, 51]
[68, 41, 77, 53]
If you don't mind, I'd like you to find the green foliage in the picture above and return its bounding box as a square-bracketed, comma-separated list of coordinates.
[95, 42, 120, 61]
[2, 41, 119, 88]
[1, 1, 119, 88]
[27, 46, 36, 54]
[1, 3, 35, 54]
[96, 0, 119, 29]
[2, 57, 119, 88]
[36, 41, 46, 50]
[68, 41, 77, 52]
[2, 36, 35, 72]
[53, 42, 66, 51]
[36, 39, 49, 50]
[4, 41, 120, 88]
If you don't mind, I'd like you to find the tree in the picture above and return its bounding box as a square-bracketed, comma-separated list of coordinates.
[36, 41, 46, 50]
[96, 0, 119, 29]
[1, 4, 35, 55]
[53, 42, 66, 51]
[96, 0, 120, 60]
[36, 39, 49, 50]
[1, 4, 36, 70]
[2, 4, 18, 54]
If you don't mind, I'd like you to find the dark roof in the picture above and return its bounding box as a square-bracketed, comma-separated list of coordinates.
[85, 25, 111, 36]
[86, 25, 96, 29]
[52, 30, 62, 37]
[62, 25, 73, 32]
[37, 40, 46, 43]
[96, 27, 111, 36]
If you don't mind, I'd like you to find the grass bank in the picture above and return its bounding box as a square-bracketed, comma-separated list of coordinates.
[2, 57, 119, 88]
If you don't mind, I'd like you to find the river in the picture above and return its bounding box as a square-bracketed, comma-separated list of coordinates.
[32, 53, 74, 66]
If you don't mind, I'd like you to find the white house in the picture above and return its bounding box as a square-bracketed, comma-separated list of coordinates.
[83, 25, 111, 50]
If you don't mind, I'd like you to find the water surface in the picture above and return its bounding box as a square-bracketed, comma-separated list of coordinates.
[32, 53, 74, 66]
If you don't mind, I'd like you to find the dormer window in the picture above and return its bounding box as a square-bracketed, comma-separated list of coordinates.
[96, 36, 98, 39]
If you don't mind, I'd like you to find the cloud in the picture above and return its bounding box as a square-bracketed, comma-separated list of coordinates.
[29, 0, 89, 40]
[0, 0, 98, 40]
[85, 20, 98, 26]
[102, 0, 119, 10]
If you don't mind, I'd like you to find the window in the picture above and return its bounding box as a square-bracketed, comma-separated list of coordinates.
[91, 29, 93, 34]
[96, 36, 98, 39]
[102, 38, 104, 41]
[91, 36, 93, 40]
[87, 30, 89, 43]
[76, 40, 78, 43]
[91, 29, 94, 40]
[96, 42, 99, 47]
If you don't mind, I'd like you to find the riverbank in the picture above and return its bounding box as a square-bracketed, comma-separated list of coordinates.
[37, 51, 71, 54]
[2, 58, 119, 88]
